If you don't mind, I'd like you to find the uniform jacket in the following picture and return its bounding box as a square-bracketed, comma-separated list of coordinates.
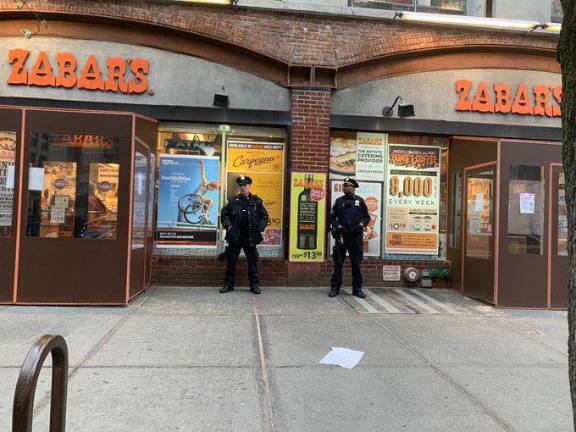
[329, 194, 371, 239]
[221, 193, 269, 246]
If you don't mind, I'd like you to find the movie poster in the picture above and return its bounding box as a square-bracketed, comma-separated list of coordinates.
[289, 172, 327, 262]
[157, 154, 220, 248]
[226, 141, 285, 246]
[0, 131, 16, 231]
[329, 181, 382, 257]
[385, 145, 441, 255]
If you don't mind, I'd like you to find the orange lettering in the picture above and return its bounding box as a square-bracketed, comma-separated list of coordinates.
[455, 80, 473, 111]
[472, 81, 494, 113]
[552, 85, 562, 117]
[28, 51, 56, 87]
[78, 55, 105, 91]
[494, 83, 512, 114]
[105, 57, 128, 93]
[55, 52, 77, 88]
[512, 84, 534, 115]
[128, 58, 149, 94]
[7, 49, 30, 85]
[533, 85, 553, 117]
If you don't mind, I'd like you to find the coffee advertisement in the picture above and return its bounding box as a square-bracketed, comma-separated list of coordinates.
[385, 145, 441, 255]
[329, 180, 382, 257]
[0, 131, 16, 230]
[226, 141, 285, 246]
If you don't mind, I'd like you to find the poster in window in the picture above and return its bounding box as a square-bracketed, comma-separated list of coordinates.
[355, 133, 386, 181]
[226, 141, 285, 246]
[289, 172, 327, 262]
[0, 131, 16, 232]
[39, 161, 77, 238]
[329, 181, 382, 257]
[329, 136, 356, 178]
[157, 154, 220, 248]
[84, 163, 119, 239]
[132, 153, 148, 250]
[385, 145, 441, 255]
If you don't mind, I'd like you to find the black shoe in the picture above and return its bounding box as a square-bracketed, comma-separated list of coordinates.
[220, 284, 234, 293]
[328, 288, 340, 297]
[250, 285, 261, 295]
[352, 289, 366, 299]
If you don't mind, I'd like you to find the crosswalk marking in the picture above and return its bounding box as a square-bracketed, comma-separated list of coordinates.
[394, 289, 439, 314]
[409, 289, 460, 314]
[364, 289, 402, 313]
[343, 288, 470, 315]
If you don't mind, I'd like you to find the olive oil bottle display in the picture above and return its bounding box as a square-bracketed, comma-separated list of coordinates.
[297, 174, 318, 249]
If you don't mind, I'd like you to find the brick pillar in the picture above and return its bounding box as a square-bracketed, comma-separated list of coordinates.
[288, 88, 331, 286]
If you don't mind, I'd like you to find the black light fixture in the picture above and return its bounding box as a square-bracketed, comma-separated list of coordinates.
[213, 86, 229, 108]
[382, 96, 415, 118]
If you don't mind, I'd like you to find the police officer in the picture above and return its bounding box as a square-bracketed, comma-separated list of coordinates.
[220, 176, 269, 294]
[329, 177, 371, 298]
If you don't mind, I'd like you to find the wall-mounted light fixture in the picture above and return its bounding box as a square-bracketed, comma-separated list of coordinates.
[213, 86, 230, 108]
[383, 97, 415, 118]
[393, 11, 561, 34]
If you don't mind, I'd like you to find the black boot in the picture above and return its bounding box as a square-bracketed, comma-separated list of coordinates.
[220, 284, 234, 293]
[352, 289, 366, 299]
[250, 285, 261, 295]
[328, 288, 340, 297]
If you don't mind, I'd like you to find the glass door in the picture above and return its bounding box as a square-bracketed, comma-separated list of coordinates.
[462, 164, 496, 303]
[549, 165, 568, 308]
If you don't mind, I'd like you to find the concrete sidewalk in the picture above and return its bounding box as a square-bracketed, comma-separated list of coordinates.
[0, 286, 571, 432]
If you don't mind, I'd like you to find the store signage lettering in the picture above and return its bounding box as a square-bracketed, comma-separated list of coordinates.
[6, 49, 150, 94]
[455, 80, 562, 117]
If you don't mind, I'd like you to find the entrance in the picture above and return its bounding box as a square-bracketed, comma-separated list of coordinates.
[462, 163, 496, 304]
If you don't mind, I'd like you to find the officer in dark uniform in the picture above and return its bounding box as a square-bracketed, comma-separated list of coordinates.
[220, 175, 269, 294]
[329, 177, 371, 298]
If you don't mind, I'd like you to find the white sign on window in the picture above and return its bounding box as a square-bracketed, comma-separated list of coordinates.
[519, 192, 535, 214]
[29, 167, 45, 191]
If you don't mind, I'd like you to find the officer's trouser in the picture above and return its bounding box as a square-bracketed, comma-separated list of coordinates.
[330, 235, 363, 291]
[224, 238, 259, 288]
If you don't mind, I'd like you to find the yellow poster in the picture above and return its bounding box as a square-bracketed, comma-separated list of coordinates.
[289, 172, 327, 262]
[226, 141, 285, 246]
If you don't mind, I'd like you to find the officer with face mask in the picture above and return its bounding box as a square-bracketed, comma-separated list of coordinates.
[328, 177, 371, 298]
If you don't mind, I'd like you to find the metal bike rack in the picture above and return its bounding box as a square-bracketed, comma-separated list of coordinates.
[12, 335, 69, 432]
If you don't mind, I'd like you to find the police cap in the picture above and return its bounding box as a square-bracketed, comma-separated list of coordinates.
[236, 175, 253, 186]
[342, 177, 359, 188]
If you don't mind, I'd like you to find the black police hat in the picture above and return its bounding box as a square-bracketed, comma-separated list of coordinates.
[342, 177, 359, 188]
[236, 175, 253, 186]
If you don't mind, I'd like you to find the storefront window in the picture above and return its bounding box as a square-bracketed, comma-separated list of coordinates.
[450, 172, 463, 248]
[558, 172, 567, 256]
[26, 133, 120, 239]
[0, 131, 16, 238]
[506, 165, 544, 255]
[132, 152, 148, 249]
[156, 124, 286, 257]
[465, 170, 493, 259]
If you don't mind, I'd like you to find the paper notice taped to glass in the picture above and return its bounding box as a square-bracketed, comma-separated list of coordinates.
[520, 192, 535, 214]
[29, 167, 45, 191]
[319, 347, 365, 369]
[6, 165, 15, 189]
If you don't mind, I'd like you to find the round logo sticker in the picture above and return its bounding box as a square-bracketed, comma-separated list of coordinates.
[365, 196, 379, 213]
[98, 181, 111, 193]
[53, 178, 67, 190]
[311, 188, 325, 201]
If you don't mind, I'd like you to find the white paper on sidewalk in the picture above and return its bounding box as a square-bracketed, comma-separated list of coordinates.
[319, 347, 365, 369]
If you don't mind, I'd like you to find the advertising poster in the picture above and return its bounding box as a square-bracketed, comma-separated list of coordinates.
[289, 172, 327, 262]
[0, 131, 16, 230]
[385, 145, 441, 255]
[157, 154, 220, 248]
[355, 132, 386, 181]
[329, 180, 382, 257]
[329, 132, 387, 180]
[40, 161, 77, 239]
[84, 163, 119, 239]
[226, 141, 285, 246]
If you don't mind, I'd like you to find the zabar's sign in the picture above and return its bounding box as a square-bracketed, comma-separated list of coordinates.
[455, 80, 562, 117]
[6, 49, 150, 94]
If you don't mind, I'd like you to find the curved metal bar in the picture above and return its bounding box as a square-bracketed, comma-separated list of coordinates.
[12, 335, 68, 432]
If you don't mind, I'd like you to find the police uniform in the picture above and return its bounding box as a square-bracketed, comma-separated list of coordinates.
[328, 178, 371, 298]
[220, 176, 269, 294]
